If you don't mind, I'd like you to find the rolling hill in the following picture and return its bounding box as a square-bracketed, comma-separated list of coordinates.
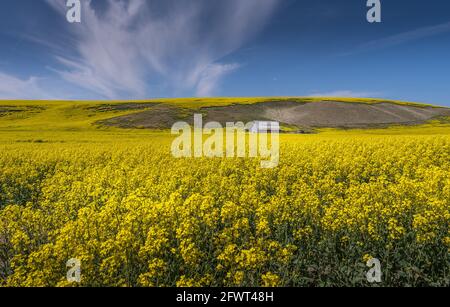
[1, 97, 450, 133]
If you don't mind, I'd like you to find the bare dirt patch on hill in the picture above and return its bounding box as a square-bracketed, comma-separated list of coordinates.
[97, 100, 450, 130]
[98, 104, 194, 129]
[0, 105, 44, 118]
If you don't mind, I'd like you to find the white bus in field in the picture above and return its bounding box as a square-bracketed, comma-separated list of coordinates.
[248, 121, 280, 133]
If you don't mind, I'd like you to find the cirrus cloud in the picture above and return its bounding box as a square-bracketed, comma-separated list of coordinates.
[0, 72, 50, 100]
[43, 0, 279, 99]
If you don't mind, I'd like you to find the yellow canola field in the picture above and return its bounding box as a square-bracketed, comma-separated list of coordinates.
[0, 132, 448, 287]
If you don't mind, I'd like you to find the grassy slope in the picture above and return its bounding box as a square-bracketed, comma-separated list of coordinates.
[0, 97, 449, 144]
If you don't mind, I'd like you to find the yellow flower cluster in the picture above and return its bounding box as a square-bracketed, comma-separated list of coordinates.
[0, 134, 448, 287]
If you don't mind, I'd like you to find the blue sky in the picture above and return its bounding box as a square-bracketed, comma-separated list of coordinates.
[0, 0, 450, 106]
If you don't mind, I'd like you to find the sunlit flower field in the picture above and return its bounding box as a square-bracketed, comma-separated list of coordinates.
[0, 132, 448, 287]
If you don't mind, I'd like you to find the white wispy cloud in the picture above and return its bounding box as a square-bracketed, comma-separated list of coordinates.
[196, 63, 241, 97]
[308, 90, 381, 98]
[44, 0, 279, 99]
[0, 72, 51, 100]
[344, 21, 450, 56]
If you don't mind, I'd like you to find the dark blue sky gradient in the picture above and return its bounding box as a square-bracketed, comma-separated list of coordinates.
[1, 0, 450, 105]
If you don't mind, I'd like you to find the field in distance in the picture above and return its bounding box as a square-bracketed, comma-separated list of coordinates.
[1, 97, 450, 135]
[0, 97, 449, 287]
